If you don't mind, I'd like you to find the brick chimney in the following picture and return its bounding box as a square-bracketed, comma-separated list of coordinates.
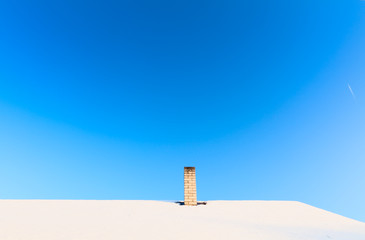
[184, 167, 197, 206]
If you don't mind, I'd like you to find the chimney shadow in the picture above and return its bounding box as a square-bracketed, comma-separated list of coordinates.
[175, 201, 207, 206]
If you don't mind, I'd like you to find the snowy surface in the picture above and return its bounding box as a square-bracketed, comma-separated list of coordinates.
[0, 200, 364, 240]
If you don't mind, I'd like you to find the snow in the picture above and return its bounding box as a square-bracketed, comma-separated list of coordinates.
[0, 200, 364, 240]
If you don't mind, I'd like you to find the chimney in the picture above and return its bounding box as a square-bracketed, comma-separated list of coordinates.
[184, 167, 197, 206]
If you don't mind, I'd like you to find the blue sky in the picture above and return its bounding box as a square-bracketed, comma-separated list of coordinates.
[1, 0, 365, 221]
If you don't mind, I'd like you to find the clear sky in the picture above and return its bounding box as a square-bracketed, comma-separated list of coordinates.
[1, 0, 365, 221]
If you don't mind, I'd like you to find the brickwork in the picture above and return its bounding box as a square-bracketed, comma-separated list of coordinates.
[184, 167, 197, 206]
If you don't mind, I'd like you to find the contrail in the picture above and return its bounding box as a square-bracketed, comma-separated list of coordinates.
[348, 83, 356, 100]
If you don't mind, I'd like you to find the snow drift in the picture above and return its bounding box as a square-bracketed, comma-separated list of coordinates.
[0, 200, 364, 240]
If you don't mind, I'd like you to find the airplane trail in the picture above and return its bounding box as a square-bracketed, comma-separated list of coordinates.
[348, 83, 356, 100]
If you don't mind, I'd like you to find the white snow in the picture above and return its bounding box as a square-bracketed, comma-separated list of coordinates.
[0, 200, 364, 240]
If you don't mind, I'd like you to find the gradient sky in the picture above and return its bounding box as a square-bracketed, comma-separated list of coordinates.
[1, 0, 365, 221]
